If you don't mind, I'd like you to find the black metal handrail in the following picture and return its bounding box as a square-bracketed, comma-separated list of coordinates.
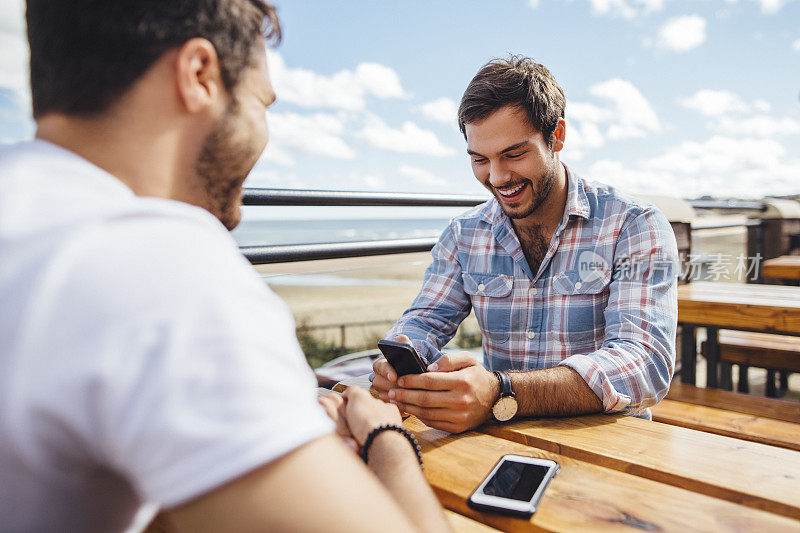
[243, 237, 438, 264]
[242, 188, 767, 211]
[243, 188, 487, 207]
[240, 188, 769, 264]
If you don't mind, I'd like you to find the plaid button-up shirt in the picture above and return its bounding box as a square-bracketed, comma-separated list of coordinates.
[386, 166, 678, 418]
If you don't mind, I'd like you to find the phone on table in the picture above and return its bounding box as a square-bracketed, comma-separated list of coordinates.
[377, 339, 428, 377]
[468, 455, 560, 518]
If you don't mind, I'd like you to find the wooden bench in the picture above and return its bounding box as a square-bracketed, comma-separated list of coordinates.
[763, 255, 800, 282]
[651, 382, 800, 451]
[700, 330, 800, 396]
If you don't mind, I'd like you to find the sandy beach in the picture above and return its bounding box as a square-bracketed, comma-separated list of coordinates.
[258, 253, 482, 352]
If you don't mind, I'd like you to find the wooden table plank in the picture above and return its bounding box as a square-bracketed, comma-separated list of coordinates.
[475, 414, 800, 519]
[763, 256, 800, 281]
[652, 399, 800, 451]
[678, 282, 800, 334]
[666, 382, 800, 423]
[446, 510, 503, 532]
[407, 417, 800, 532]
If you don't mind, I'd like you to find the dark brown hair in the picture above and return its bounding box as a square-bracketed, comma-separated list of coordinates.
[458, 55, 565, 147]
[26, 0, 281, 119]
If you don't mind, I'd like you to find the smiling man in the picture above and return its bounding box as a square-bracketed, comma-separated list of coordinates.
[372, 56, 679, 433]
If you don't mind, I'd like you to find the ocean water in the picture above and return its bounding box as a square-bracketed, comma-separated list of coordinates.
[231, 217, 452, 247]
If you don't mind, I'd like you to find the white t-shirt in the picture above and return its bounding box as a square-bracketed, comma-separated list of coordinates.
[0, 140, 334, 532]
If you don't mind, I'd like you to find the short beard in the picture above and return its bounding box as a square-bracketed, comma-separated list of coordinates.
[501, 155, 557, 220]
[194, 99, 259, 231]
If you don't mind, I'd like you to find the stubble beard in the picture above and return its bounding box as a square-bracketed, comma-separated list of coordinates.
[494, 154, 558, 221]
[194, 99, 261, 231]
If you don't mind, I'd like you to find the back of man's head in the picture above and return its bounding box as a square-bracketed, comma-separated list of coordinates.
[458, 55, 565, 147]
[26, 0, 281, 120]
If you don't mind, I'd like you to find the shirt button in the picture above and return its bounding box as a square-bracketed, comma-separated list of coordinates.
[574, 282, 583, 290]
[477, 283, 486, 291]
[529, 287, 538, 296]
[527, 331, 536, 339]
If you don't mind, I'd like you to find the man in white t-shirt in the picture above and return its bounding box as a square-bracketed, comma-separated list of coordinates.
[0, 2, 450, 532]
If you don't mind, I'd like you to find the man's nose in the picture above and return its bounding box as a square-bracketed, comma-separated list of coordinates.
[488, 161, 511, 188]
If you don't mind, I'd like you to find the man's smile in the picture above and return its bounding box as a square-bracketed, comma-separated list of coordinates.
[495, 181, 529, 203]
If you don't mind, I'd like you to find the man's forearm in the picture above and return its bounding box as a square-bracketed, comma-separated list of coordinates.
[510, 366, 603, 417]
[367, 432, 451, 533]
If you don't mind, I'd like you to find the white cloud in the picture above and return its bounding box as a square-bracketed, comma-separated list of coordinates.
[589, 78, 661, 137]
[567, 102, 614, 124]
[358, 114, 455, 157]
[0, 0, 31, 111]
[398, 165, 448, 187]
[349, 174, 387, 190]
[590, 136, 800, 198]
[268, 112, 357, 162]
[754, 99, 771, 113]
[750, 0, 796, 13]
[559, 0, 670, 19]
[0, 0, 24, 34]
[244, 168, 309, 189]
[419, 97, 458, 125]
[793, 38, 800, 52]
[586, 0, 637, 18]
[680, 90, 749, 117]
[528, 0, 541, 8]
[561, 79, 658, 160]
[656, 15, 706, 53]
[715, 115, 800, 137]
[267, 51, 407, 111]
[561, 120, 605, 161]
[260, 144, 296, 167]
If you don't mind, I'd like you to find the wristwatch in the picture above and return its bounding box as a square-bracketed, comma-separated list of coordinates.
[491, 371, 518, 422]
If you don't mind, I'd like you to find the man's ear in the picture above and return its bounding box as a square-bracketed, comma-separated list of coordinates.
[551, 118, 566, 153]
[175, 38, 225, 114]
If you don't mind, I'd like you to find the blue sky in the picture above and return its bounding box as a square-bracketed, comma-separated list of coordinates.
[2, 0, 799, 219]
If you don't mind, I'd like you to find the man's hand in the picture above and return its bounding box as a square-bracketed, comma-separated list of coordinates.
[371, 334, 412, 401]
[388, 352, 500, 434]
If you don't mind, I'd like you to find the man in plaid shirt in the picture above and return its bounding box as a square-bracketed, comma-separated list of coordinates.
[372, 56, 678, 433]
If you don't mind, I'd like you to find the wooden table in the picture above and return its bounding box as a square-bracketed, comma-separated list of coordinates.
[677, 281, 800, 387]
[410, 413, 800, 532]
[762, 255, 800, 281]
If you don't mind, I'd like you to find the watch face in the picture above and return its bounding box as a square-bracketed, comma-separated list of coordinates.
[492, 396, 518, 422]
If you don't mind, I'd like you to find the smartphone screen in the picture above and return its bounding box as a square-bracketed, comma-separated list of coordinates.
[484, 461, 550, 501]
[468, 455, 559, 517]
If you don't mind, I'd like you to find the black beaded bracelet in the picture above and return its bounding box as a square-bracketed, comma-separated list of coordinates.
[360, 424, 424, 470]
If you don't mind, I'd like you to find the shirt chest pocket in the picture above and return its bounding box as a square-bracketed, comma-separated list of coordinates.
[552, 269, 610, 345]
[462, 272, 513, 343]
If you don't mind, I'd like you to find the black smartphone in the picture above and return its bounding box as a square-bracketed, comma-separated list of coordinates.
[377, 339, 428, 377]
[467, 455, 560, 518]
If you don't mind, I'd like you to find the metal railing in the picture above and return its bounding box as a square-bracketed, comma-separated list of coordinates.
[297, 318, 395, 348]
[240, 188, 767, 264]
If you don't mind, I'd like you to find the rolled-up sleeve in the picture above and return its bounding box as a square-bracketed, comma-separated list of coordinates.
[559, 207, 678, 415]
[385, 225, 472, 363]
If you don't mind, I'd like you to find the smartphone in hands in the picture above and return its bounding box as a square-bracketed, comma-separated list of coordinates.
[377, 339, 428, 377]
